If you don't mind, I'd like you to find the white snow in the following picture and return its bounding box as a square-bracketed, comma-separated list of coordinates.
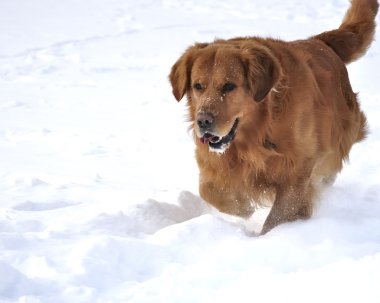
[0, 0, 380, 302]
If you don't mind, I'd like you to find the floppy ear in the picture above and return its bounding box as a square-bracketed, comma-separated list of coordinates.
[169, 43, 208, 102]
[241, 45, 281, 102]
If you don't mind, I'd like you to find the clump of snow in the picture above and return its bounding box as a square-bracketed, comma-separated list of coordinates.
[0, 0, 379, 302]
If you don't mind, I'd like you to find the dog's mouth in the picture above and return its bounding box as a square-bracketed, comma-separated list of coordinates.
[199, 119, 239, 153]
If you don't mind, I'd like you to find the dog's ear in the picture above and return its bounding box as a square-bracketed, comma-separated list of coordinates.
[241, 45, 281, 102]
[169, 43, 208, 102]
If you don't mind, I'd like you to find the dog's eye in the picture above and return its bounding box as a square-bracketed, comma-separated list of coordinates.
[193, 83, 203, 91]
[222, 83, 236, 94]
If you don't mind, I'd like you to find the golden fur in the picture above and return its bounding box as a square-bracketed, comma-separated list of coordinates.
[169, 0, 378, 233]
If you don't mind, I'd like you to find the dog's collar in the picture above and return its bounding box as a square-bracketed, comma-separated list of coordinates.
[264, 138, 277, 150]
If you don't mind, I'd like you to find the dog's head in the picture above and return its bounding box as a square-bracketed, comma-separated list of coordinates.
[169, 41, 280, 153]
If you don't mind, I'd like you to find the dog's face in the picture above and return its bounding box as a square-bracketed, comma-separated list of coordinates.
[169, 42, 280, 153]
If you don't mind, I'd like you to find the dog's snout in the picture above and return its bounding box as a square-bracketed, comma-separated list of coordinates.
[197, 112, 214, 129]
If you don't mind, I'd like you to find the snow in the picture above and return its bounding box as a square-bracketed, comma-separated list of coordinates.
[0, 0, 380, 302]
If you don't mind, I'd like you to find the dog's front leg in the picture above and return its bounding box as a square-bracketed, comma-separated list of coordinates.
[261, 181, 314, 234]
[199, 180, 254, 218]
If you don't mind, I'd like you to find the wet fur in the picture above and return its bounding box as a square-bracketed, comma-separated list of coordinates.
[169, 0, 378, 233]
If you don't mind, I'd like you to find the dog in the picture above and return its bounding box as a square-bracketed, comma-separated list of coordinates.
[169, 0, 378, 234]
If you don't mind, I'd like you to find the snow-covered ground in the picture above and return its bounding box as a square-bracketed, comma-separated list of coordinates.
[1, 0, 380, 302]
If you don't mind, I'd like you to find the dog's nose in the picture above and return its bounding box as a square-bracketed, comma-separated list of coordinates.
[197, 112, 214, 129]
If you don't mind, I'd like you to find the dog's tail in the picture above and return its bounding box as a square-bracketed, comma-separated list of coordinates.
[314, 0, 378, 64]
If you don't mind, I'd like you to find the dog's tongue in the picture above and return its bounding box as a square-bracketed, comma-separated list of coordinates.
[200, 133, 220, 144]
[200, 136, 209, 144]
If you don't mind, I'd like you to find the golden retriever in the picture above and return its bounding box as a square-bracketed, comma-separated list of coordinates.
[169, 0, 378, 234]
